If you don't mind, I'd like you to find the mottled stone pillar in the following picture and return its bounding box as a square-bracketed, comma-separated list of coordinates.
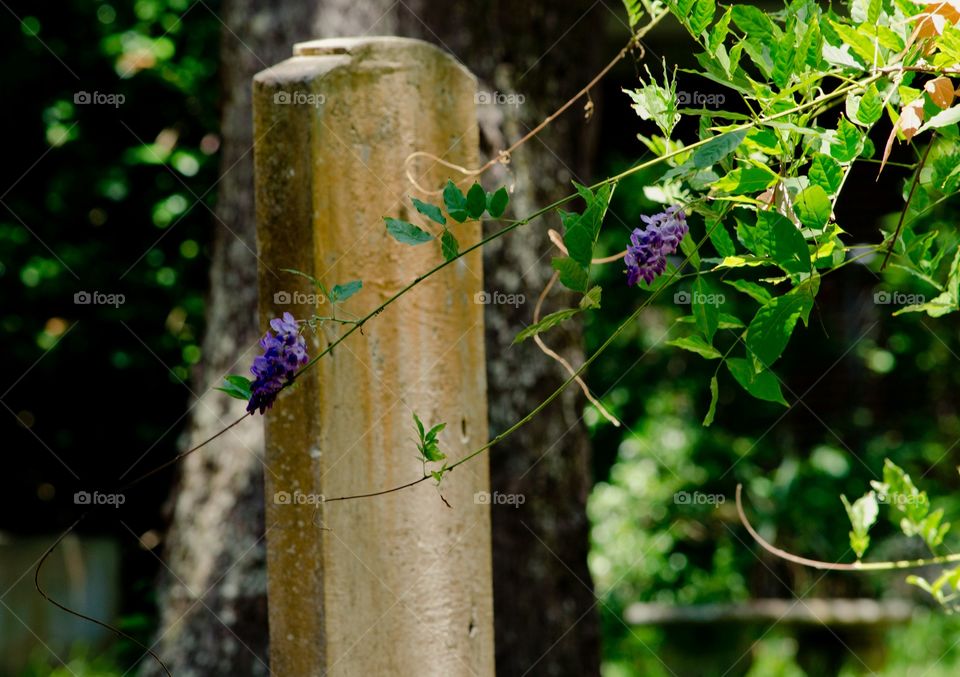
[252, 37, 493, 676]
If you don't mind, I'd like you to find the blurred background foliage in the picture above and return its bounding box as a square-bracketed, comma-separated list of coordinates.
[4, 0, 960, 675]
[586, 31, 960, 672]
[2, 0, 220, 671]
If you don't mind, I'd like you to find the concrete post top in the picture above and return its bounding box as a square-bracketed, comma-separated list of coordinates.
[293, 35, 456, 60]
[254, 35, 475, 86]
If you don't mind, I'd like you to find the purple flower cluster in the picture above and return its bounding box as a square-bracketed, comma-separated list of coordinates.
[247, 312, 309, 415]
[625, 205, 688, 286]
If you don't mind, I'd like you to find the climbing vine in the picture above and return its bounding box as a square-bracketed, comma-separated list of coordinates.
[38, 0, 960, 667]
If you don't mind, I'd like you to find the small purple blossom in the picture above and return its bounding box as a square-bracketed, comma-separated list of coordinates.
[625, 205, 688, 286]
[247, 312, 309, 414]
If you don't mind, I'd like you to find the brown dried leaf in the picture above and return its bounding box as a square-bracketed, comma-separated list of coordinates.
[926, 76, 956, 109]
[880, 99, 926, 176]
[756, 188, 776, 207]
[914, 1, 960, 39]
[901, 99, 926, 141]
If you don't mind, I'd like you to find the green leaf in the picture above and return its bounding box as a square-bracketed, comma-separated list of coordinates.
[422, 443, 446, 462]
[716, 255, 766, 269]
[745, 284, 816, 370]
[513, 308, 581, 344]
[857, 83, 882, 125]
[443, 180, 469, 222]
[828, 20, 876, 64]
[793, 185, 832, 229]
[703, 375, 719, 426]
[919, 105, 960, 134]
[756, 211, 811, 275]
[831, 117, 863, 163]
[487, 187, 509, 217]
[869, 459, 949, 550]
[441, 230, 459, 261]
[871, 24, 904, 52]
[216, 374, 252, 400]
[558, 210, 587, 266]
[744, 128, 781, 155]
[724, 279, 772, 304]
[579, 285, 602, 310]
[893, 247, 960, 317]
[873, 459, 929, 522]
[426, 422, 446, 441]
[411, 197, 446, 225]
[708, 7, 731, 53]
[666, 334, 722, 359]
[711, 165, 778, 195]
[385, 217, 434, 245]
[893, 290, 958, 317]
[693, 276, 719, 342]
[726, 358, 787, 405]
[797, 21, 822, 69]
[414, 413, 447, 463]
[676, 312, 743, 329]
[562, 182, 613, 268]
[679, 231, 702, 270]
[937, 24, 960, 62]
[841, 492, 879, 559]
[851, 0, 870, 24]
[689, 0, 715, 35]
[735, 213, 765, 257]
[772, 32, 796, 89]
[693, 129, 747, 169]
[552, 256, 589, 293]
[808, 154, 843, 195]
[330, 280, 362, 303]
[707, 217, 737, 257]
[466, 183, 487, 219]
[623, 0, 644, 27]
[731, 5, 778, 42]
[515, 286, 600, 344]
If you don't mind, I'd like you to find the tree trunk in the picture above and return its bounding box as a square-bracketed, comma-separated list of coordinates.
[397, 4, 606, 674]
[143, 2, 340, 674]
[149, 2, 604, 674]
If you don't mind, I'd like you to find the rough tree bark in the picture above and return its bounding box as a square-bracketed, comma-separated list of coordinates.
[148, 1, 606, 675]
[398, 4, 607, 674]
[144, 2, 330, 674]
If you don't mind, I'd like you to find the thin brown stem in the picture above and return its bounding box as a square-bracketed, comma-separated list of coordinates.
[35, 516, 172, 676]
[736, 484, 960, 572]
[882, 137, 934, 270]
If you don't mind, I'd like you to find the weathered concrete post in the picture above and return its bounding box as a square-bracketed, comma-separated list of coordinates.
[252, 38, 494, 676]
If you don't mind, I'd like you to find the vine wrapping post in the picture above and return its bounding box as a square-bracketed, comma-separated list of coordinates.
[253, 37, 494, 675]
